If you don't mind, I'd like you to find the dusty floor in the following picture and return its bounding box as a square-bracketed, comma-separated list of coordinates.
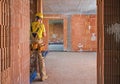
[32, 52, 97, 84]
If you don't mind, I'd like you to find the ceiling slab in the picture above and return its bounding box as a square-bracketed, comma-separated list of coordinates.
[43, 0, 97, 15]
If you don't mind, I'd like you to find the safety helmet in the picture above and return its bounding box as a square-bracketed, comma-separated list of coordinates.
[35, 13, 43, 19]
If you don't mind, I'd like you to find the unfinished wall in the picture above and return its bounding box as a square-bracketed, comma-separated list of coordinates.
[0, 0, 11, 84]
[71, 14, 97, 51]
[0, 1, 30, 84]
[30, 0, 37, 23]
[104, 0, 120, 83]
[10, 0, 30, 84]
[43, 14, 97, 51]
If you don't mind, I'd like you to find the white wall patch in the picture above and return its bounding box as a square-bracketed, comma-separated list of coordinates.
[107, 23, 120, 42]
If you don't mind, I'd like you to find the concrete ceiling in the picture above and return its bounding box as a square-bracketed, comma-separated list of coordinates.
[43, 0, 97, 15]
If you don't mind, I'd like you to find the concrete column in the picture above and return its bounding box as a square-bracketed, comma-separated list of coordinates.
[67, 15, 72, 51]
[37, 0, 43, 13]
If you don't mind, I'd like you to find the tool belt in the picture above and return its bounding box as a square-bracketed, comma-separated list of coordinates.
[30, 39, 45, 52]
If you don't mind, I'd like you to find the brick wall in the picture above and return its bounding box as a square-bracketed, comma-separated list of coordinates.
[71, 14, 97, 51]
[43, 14, 97, 51]
[0, 0, 11, 84]
[10, 0, 30, 84]
[30, 0, 37, 23]
[104, 0, 120, 84]
[0, 48, 1, 84]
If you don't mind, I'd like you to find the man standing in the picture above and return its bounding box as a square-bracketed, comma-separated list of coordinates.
[30, 13, 48, 81]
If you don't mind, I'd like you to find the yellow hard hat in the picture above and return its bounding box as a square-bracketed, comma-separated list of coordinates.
[35, 13, 43, 19]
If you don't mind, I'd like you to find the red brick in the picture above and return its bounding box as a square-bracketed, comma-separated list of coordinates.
[90, 18, 96, 26]
[11, 28, 19, 46]
[9, 0, 30, 84]
[0, 49, 1, 84]
[0, 2, 1, 24]
[71, 14, 97, 51]
[90, 15, 96, 18]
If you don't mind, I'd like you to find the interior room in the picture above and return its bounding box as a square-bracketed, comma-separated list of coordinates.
[0, 0, 119, 84]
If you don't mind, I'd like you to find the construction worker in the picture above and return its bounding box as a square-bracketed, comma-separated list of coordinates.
[30, 12, 48, 81]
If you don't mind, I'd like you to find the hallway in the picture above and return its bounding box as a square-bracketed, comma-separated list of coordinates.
[32, 52, 97, 84]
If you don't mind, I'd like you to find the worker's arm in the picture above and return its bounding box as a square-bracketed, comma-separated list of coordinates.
[43, 32, 46, 37]
[42, 24, 46, 37]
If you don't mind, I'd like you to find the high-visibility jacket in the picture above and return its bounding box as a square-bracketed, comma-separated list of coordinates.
[31, 21, 46, 39]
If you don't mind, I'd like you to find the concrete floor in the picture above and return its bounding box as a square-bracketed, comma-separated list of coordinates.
[32, 52, 97, 84]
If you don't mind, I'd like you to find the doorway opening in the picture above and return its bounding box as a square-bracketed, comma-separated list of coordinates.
[48, 19, 64, 51]
[30, 0, 98, 84]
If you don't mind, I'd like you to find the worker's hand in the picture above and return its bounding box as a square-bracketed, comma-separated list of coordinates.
[42, 32, 46, 37]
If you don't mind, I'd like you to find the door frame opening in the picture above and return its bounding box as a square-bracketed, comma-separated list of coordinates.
[48, 19, 64, 51]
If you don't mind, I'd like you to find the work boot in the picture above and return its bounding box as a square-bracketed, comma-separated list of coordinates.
[40, 75, 48, 81]
[35, 73, 40, 80]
